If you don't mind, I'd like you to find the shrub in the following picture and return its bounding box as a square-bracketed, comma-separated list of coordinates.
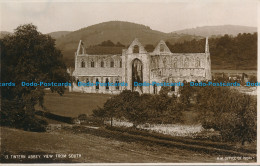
[94, 89, 183, 126]
[78, 114, 87, 120]
[0, 106, 47, 132]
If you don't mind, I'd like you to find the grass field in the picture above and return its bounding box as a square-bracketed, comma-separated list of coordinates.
[1, 126, 242, 163]
[38, 90, 201, 122]
[36, 90, 112, 117]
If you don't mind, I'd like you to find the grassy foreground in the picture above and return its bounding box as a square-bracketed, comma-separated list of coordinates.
[1, 126, 244, 163]
[36, 90, 112, 117]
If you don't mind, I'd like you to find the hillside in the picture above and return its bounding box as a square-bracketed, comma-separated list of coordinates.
[55, 21, 202, 67]
[0, 31, 12, 39]
[173, 25, 257, 37]
[1, 22, 257, 70]
[47, 31, 71, 39]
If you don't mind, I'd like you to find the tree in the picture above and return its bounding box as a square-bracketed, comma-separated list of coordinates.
[99, 40, 115, 47]
[95, 90, 150, 127]
[144, 44, 155, 52]
[103, 95, 123, 126]
[0, 24, 70, 131]
[92, 107, 107, 124]
[249, 75, 257, 83]
[216, 94, 257, 144]
[178, 81, 194, 108]
[118, 90, 142, 127]
[115, 42, 125, 47]
[196, 85, 257, 144]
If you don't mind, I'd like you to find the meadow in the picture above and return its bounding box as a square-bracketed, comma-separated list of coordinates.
[36, 89, 112, 117]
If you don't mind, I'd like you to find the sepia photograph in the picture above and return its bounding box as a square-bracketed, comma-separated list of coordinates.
[0, 0, 258, 164]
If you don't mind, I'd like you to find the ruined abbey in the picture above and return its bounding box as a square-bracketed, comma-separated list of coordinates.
[71, 38, 211, 94]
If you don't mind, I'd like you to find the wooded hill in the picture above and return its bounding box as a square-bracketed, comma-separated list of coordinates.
[1, 21, 257, 70]
[53, 21, 256, 70]
[173, 25, 257, 37]
[166, 33, 257, 70]
[54, 21, 202, 67]
[64, 33, 257, 70]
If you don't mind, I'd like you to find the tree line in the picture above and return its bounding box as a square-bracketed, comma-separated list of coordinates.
[166, 33, 257, 70]
[88, 33, 257, 70]
[98, 40, 125, 47]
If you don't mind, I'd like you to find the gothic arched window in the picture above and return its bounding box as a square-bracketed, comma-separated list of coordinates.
[119, 60, 122, 68]
[101, 60, 104, 68]
[91, 60, 94, 68]
[151, 59, 155, 69]
[184, 58, 189, 68]
[105, 78, 109, 90]
[96, 78, 99, 89]
[116, 80, 119, 90]
[173, 57, 177, 68]
[110, 59, 114, 68]
[133, 45, 139, 53]
[160, 44, 164, 52]
[153, 84, 157, 94]
[81, 60, 85, 68]
[171, 86, 175, 91]
[195, 57, 200, 67]
[163, 57, 167, 68]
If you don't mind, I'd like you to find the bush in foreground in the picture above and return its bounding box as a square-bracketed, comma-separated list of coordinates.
[93, 89, 183, 127]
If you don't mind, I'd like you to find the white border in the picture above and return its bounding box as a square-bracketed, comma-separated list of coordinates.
[0, 0, 259, 165]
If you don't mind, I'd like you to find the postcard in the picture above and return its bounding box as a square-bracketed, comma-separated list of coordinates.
[0, 0, 258, 165]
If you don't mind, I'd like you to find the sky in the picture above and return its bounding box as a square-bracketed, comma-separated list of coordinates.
[0, 0, 258, 34]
